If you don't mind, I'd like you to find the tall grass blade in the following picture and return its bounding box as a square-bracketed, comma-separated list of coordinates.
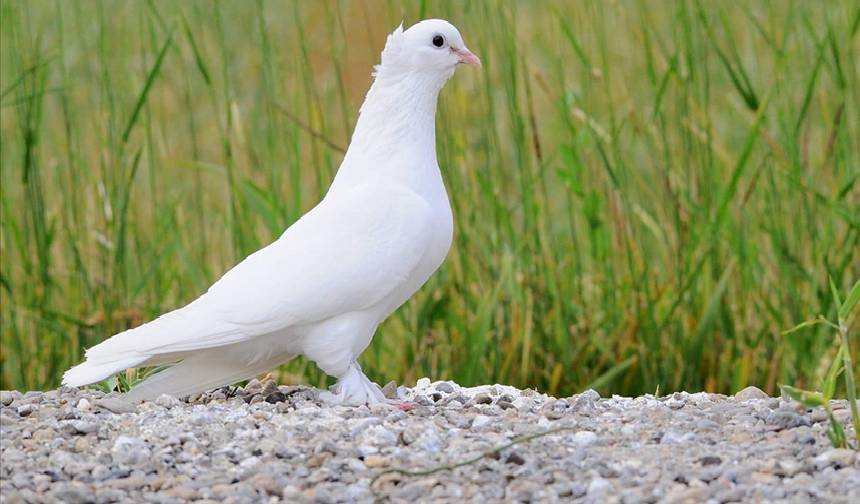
[121, 26, 175, 144]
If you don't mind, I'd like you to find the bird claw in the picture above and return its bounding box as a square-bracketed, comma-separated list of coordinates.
[319, 363, 388, 406]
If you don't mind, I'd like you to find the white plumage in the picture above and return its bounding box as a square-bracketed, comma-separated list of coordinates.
[62, 19, 481, 405]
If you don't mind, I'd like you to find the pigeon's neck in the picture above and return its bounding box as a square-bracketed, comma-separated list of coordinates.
[332, 71, 448, 191]
[352, 72, 444, 159]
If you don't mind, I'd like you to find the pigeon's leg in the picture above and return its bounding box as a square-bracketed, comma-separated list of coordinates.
[319, 361, 388, 405]
[303, 317, 396, 406]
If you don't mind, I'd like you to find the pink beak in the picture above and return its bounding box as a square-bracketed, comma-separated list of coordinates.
[453, 47, 482, 67]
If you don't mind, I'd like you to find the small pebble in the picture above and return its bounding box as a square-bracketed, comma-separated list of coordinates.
[572, 430, 598, 446]
[814, 449, 857, 469]
[695, 419, 720, 431]
[473, 392, 492, 405]
[381, 381, 398, 399]
[94, 398, 136, 414]
[243, 379, 263, 395]
[265, 391, 287, 403]
[154, 394, 181, 408]
[0, 390, 17, 406]
[735, 386, 768, 401]
[16, 404, 36, 417]
[435, 382, 455, 393]
[70, 420, 99, 435]
[260, 380, 279, 396]
[111, 436, 151, 466]
[505, 452, 526, 465]
[542, 399, 569, 419]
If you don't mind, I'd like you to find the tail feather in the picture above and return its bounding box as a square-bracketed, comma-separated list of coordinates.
[62, 356, 148, 387]
[62, 300, 243, 389]
[83, 302, 240, 365]
[123, 351, 292, 402]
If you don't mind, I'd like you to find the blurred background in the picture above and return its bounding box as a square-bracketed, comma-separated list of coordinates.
[1, 0, 858, 397]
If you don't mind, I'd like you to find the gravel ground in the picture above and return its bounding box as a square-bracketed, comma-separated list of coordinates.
[1, 379, 858, 503]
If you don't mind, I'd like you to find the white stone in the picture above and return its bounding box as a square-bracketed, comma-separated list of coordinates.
[472, 415, 493, 428]
[587, 477, 611, 495]
[573, 430, 598, 446]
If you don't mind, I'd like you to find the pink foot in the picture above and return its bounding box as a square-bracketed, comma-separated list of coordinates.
[388, 400, 417, 411]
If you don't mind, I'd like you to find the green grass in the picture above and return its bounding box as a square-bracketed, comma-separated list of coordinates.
[782, 278, 860, 449]
[1, 0, 858, 398]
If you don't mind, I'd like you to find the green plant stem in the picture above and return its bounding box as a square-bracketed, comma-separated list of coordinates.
[838, 323, 860, 448]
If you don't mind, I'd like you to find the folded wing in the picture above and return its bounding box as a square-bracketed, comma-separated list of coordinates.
[62, 184, 433, 386]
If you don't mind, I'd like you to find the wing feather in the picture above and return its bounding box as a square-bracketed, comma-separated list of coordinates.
[101, 184, 433, 357]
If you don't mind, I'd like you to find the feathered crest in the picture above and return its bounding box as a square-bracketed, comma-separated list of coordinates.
[372, 22, 405, 77]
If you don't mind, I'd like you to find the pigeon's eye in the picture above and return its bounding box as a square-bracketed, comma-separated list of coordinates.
[432, 35, 445, 48]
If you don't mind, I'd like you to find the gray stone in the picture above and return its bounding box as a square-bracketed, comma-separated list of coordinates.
[244, 379, 263, 395]
[505, 451, 526, 465]
[265, 391, 287, 403]
[587, 477, 612, 496]
[435, 382, 455, 393]
[50, 483, 92, 504]
[666, 394, 686, 409]
[445, 393, 467, 405]
[95, 489, 128, 504]
[414, 426, 443, 453]
[512, 397, 533, 411]
[111, 436, 151, 466]
[766, 409, 812, 429]
[22, 391, 43, 401]
[443, 410, 473, 429]
[16, 404, 36, 417]
[814, 449, 857, 469]
[95, 398, 136, 414]
[473, 392, 492, 404]
[70, 420, 99, 434]
[542, 399, 569, 419]
[696, 419, 720, 431]
[413, 394, 433, 406]
[775, 459, 803, 477]
[697, 455, 722, 466]
[471, 415, 493, 428]
[189, 409, 213, 425]
[32, 427, 56, 442]
[381, 381, 398, 399]
[260, 379, 279, 397]
[567, 389, 600, 410]
[164, 485, 198, 500]
[0, 390, 17, 406]
[154, 394, 181, 408]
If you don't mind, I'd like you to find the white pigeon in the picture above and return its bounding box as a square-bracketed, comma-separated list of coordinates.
[62, 19, 481, 405]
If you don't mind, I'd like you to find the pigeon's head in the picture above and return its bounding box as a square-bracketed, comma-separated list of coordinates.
[376, 19, 481, 80]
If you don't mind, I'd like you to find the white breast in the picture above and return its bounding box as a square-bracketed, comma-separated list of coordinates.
[372, 169, 453, 323]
